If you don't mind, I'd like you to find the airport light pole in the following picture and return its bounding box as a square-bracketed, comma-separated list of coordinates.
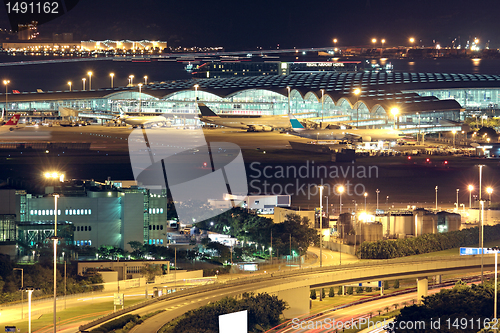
[353, 88, 361, 127]
[138, 83, 143, 113]
[319, 185, 324, 268]
[67, 81, 72, 92]
[321, 89, 324, 123]
[435, 186, 438, 210]
[110, 73, 114, 88]
[391, 107, 399, 130]
[468, 185, 474, 209]
[337, 185, 344, 215]
[287, 86, 291, 114]
[376, 189, 380, 210]
[50, 193, 59, 333]
[144, 75, 148, 85]
[487, 187, 493, 204]
[82, 78, 86, 91]
[3, 80, 9, 112]
[456, 189, 459, 212]
[129, 75, 134, 86]
[87, 71, 92, 90]
[364, 192, 368, 211]
[478, 164, 485, 283]
[13, 268, 23, 319]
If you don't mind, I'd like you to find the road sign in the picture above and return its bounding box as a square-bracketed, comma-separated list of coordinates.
[460, 247, 498, 255]
[113, 293, 124, 306]
[5, 327, 16, 332]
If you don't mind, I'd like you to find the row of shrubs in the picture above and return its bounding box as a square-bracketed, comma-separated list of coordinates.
[310, 280, 400, 299]
[357, 225, 500, 259]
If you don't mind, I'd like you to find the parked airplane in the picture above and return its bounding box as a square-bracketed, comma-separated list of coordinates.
[198, 103, 291, 132]
[288, 115, 406, 142]
[0, 114, 22, 132]
[118, 107, 169, 128]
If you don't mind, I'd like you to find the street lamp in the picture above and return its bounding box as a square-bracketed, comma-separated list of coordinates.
[456, 189, 459, 211]
[333, 38, 337, 47]
[87, 71, 92, 90]
[321, 89, 324, 123]
[468, 184, 474, 208]
[337, 185, 345, 215]
[67, 81, 72, 92]
[144, 75, 148, 85]
[129, 75, 134, 85]
[13, 268, 23, 319]
[435, 186, 437, 210]
[318, 185, 324, 269]
[3, 79, 9, 112]
[381, 39, 386, 47]
[26, 287, 34, 333]
[287, 86, 291, 114]
[409, 37, 415, 47]
[138, 83, 143, 113]
[364, 192, 368, 211]
[110, 73, 114, 88]
[391, 107, 399, 130]
[487, 187, 493, 203]
[376, 189, 380, 210]
[51, 193, 59, 333]
[371, 38, 377, 45]
[478, 164, 485, 283]
[82, 78, 86, 91]
[353, 88, 361, 127]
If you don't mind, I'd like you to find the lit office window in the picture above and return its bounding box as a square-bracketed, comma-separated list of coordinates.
[50, 209, 53, 215]
[85, 209, 88, 215]
[160, 208, 163, 214]
[89, 240, 92, 246]
[30, 210, 33, 215]
[160, 239, 163, 244]
[73, 209, 76, 215]
[77, 209, 80, 215]
[58, 210, 61, 215]
[42, 210, 46, 216]
[149, 208, 152, 214]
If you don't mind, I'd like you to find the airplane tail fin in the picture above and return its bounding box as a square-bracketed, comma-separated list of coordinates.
[117, 106, 126, 119]
[288, 114, 306, 132]
[4, 114, 20, 126]
[198, 103, 220, 118]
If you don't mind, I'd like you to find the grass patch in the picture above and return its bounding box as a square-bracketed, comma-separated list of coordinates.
[9, 298, 146, 333]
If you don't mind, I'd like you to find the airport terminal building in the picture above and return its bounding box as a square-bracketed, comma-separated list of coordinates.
[2, 70, 500, 132]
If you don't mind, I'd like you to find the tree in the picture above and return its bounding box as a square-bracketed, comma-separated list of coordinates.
[337, 286, 343, 296]
[140, 264, 162, 282]
[347, 286, 353, 295]
[310, 289, 317, 300]
[393, 303, 399, 310]
[365, 286, 372, 292]
[329, 287, 335, 297]
[393, 279, 400, 289]
[384, 306, 390, 313]
[321, 288, 325, 299]
[356, 286, 364, 294]
[383, 280, 389, 290]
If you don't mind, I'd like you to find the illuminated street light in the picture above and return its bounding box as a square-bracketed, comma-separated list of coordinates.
[144, 75, 148, 84]
[319, 185, 324, 269]
[67, 81, 72, 92]
[376, 189, 380, 210]
[353, 88, 361, 127]
[82, 78, 86, 91]
[456, 189, 459, 212]
[51, 193, 59, 333]
[87, 71, 92, 90]
[478, 164, 485, 283]
[364, 192, 368, 211]
[138, 83, 142, 112]
[435, 185, 438, 210]
[390, 107, 399, 130]
[287, 86, 291, 114]
[321, 89, 324, 123]
[333, 38, 337, 45]
[468, 184, 474, 208]
[337, 185, 345, 214]
[409, 37, 415, 47]
[371, 38, 377, 44]
[381, 39, 386, 47]
[129, 75, 134, 85]
[110, 73, 114, 88]
[3, 79, 9, 112]
[487, 187, 493, 203]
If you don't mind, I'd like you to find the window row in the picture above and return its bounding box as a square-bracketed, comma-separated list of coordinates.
[76, 226, 92, 232]
[149, 225, 164, 230]
[75, 240, 92, 246]
[66, 209, 92, 215]
[30, 210, 61, 216]
[149, 208, 164, 214]
[149, 239, 164, 245]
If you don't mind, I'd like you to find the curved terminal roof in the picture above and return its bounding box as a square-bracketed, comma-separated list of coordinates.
[5, 71, 500, 113]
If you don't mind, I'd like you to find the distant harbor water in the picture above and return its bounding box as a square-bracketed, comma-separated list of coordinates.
[0, 55, 499, 92]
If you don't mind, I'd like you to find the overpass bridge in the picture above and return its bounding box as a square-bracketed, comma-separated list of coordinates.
[80, 254, 496, 331]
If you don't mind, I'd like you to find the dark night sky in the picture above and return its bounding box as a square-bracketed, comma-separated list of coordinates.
[0, 0, 499, 50]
